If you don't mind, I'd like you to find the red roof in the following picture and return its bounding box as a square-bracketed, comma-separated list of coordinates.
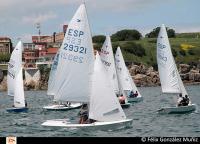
[0, 37, 10, 40]
[46, 48, 58, 54]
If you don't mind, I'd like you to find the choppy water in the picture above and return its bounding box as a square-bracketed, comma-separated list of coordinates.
[0, 85, 199, 137]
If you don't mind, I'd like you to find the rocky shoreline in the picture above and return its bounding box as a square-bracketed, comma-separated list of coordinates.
[128, 63, 200, 87]
[0, 63, 200, 91]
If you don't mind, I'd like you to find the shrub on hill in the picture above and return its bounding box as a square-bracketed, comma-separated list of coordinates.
[172, 48, 177, 57]
[179, 49, 186, 56]
[111, 29, 142, 41]
[92, 35, 106, 43]
[122, 42, 146, 57]
[188, 49, 195, 55]
[145, 27, 175, 38]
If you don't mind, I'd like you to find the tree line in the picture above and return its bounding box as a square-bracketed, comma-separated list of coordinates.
[92, 26, 176, 43]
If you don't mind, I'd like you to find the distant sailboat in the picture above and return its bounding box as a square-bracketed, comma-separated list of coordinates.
[157, 24, 196, 114]
[43, 50, 82, 110]
[100, 36, 131, 108]
[7, 41, 28, 113]
[41, 4, 132, 129]
[115, 46, 143, 103]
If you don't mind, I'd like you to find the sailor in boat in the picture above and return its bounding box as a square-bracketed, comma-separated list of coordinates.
[177, 94, 190, 107]
[180, 95, 190, 106]
[177, 93, 183, 106]
[78, 104, 96, 124]
[129, 90, 138, 98]
[129, 91, 134, 98]
[133, 91, 138, 97]
[78, 104, 88, 124]
[25, 100, 28, 107]
[64, 101, 71, 107]
[119, 94, 125, 104]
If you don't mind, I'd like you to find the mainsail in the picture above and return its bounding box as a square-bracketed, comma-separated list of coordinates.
[7, 41, 25, 107]
[54, 4, 94, 103]
[115, 46, 141, 97]
[47, 50, 60, 96]
[157, 24, 187, 96]
[100, 36, 119, 93]
[89, 53, 126, 122]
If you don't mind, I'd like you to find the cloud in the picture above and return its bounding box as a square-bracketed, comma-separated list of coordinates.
[22, 12, 57, 24]
[20, 33, 33, 43]
[86, 0, 160, 12]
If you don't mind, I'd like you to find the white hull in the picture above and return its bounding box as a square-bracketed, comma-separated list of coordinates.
[41, 119, 132, 131]
[128, 96, 143, 103]
[43, 103, 82, 110]
[158, 104, 197, 114]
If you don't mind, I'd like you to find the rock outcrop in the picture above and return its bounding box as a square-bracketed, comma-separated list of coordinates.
[0, 62, 200, 91]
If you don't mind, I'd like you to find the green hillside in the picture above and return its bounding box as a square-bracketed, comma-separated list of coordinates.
[94, 35, 200, 69]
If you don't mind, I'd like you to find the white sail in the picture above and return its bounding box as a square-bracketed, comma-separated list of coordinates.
[157, 24, 187, 95]
[14, 68, 25, 107]
[54, 4, 94, 103]
[115, 46, 142, 97]
[100, 36, 119, 94]
[47, 50, 60, 95]
[89, 52, 126, 122]
[7, 41, 25, 107]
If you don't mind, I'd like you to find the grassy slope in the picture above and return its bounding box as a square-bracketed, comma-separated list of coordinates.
[95, 33, 200, 67]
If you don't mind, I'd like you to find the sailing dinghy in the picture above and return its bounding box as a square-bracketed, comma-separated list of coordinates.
[115, 46, 143, 103]
[43, 50, 82, 111]
[157, 24, 197, 114]
[42, 4, 132, 130]
[100, 36, 131, 108]
[42, 53, 132, 129]
[7, 41, 28, 113]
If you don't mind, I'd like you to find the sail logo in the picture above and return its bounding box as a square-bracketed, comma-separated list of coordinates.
[158, 53, 167, 62]
[172, 70, 176, 77]
[60, 52, 83, 64]
[101, 59, 111, 66]
[8, 60, 15, 68]
[63, 43, 87, 54]
[68, 29, 84, 37]
[8, 71, 15, 79]
[100, 49, 109, 55]
[158, 43, 166, 49]
[157, 43, 167, 62]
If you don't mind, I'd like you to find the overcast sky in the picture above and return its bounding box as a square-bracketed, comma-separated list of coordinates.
[0, 0, 199, 45]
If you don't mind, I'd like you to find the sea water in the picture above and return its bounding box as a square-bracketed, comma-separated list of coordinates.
[0, 85, 199, 137]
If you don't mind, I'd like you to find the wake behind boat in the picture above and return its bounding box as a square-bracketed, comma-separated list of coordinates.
[156, 24, 197, 114]
[6, 41, 28, 113]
